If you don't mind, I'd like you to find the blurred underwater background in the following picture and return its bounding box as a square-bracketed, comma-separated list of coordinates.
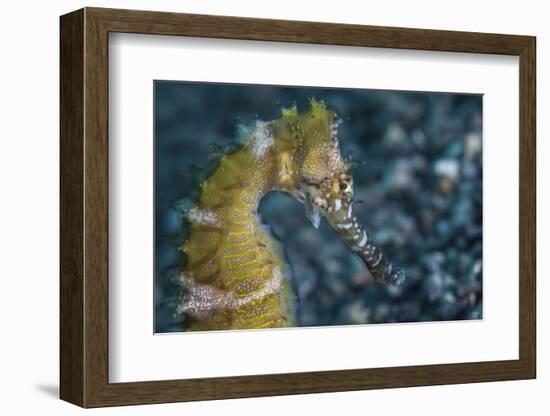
[154, 81, 482, 333]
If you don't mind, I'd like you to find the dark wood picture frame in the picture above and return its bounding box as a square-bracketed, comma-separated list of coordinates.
[60, 7, 536, 408]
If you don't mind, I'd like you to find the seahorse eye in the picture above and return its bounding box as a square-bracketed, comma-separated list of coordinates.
[339, 182, 347, 191]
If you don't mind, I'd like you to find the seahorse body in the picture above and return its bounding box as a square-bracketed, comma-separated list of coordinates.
[175, 99, 405, 331]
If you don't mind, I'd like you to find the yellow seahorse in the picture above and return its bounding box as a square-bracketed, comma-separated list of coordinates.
[174, 99, 405, 331]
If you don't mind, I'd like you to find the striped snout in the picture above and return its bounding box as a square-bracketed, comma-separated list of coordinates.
[329, 202, 405, 286]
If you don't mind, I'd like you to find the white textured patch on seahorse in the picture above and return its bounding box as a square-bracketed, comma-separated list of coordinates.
[186, 207, 220, 226]
[333, 199, 342, 211]
[175, 279, 228, 320]
[337, 222, 353, 230]
[249, 120, 274, 159]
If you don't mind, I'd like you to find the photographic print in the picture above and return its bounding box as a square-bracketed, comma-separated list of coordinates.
[154, 81, 482, 333]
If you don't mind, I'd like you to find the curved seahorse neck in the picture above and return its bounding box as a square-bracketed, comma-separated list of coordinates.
[175, 117, 297, 331]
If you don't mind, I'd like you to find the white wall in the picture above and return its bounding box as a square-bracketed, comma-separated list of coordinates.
[0, 0, 546, 414]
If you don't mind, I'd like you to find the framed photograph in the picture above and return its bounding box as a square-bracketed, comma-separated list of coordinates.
[60, 7, 536, 408]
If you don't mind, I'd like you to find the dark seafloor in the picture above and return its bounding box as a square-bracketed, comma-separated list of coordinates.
[154, 81, 483, 332]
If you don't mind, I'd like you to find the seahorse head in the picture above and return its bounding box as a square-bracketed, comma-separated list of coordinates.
[272, 99, 405, 285]
[270, 99, 351, 224]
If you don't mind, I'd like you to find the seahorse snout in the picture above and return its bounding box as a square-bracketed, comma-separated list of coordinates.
[325, 199, 406, 286]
